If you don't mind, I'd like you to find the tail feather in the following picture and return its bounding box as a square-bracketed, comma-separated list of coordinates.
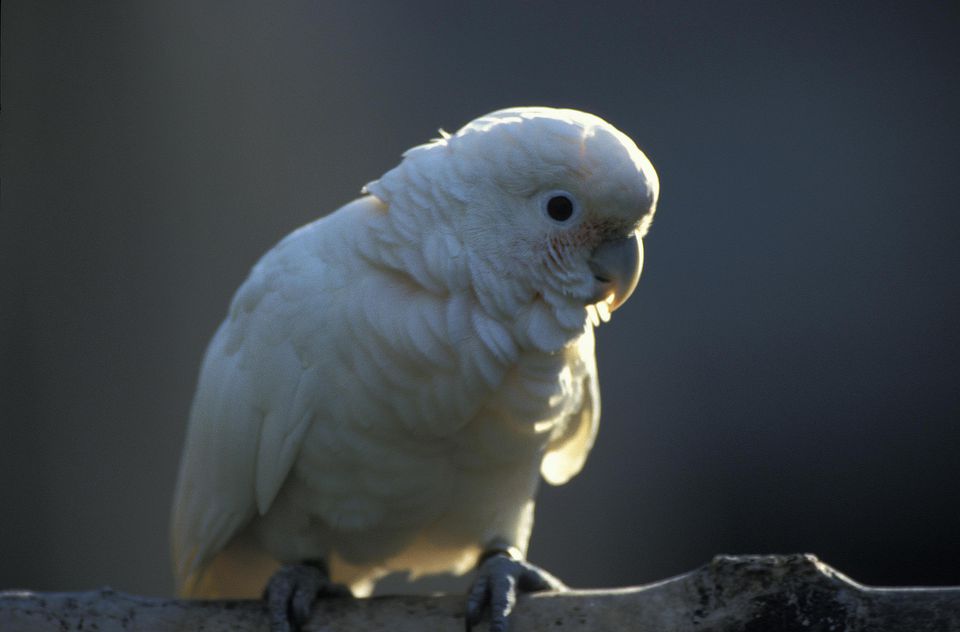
[178, 538, 280, 599]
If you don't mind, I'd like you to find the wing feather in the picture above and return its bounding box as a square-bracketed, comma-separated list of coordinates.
[171, 225, 332, 596]
[170, 322, 260, 595]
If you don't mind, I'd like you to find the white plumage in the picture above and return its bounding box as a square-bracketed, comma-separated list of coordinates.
[171, 107, 659, 599]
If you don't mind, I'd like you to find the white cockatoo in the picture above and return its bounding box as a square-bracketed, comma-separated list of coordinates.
[171, 106, 659, 631]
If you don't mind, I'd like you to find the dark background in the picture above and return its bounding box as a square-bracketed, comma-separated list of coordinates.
[3, 2, 959, 597]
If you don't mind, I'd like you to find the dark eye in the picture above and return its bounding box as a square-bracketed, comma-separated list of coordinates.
[546, 195, 574, 222]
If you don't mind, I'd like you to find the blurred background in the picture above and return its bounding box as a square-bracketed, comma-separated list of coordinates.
[3, 2, 959, 596]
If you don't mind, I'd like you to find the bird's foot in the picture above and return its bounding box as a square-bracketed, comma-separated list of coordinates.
[465, 549, 567, 632]
[263, 559, 352, 632]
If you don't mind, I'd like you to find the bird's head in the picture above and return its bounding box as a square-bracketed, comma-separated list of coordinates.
[366, 107, 659, 336]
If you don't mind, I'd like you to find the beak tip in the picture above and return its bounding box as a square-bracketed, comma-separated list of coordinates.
[587, 232, 644, 312]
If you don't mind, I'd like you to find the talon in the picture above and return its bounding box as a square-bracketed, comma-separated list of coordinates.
[263, 560, 351, 632]
[464, 551, 566, 632]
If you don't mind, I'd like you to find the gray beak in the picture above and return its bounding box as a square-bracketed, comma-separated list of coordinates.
[587, 231, 644, 311]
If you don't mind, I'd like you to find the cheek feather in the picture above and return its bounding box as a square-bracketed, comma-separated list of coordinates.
[547, 218, 632, 263]
[570, 222, 603, 248]
[557, 223, 598, 251]
[539, 222, 602, 277]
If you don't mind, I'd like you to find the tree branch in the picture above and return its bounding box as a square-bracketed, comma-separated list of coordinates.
[2, 554, 958, 631]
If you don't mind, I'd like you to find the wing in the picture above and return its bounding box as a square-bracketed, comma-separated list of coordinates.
[540, 326, 601, 485]
[170, 220, 337, 597]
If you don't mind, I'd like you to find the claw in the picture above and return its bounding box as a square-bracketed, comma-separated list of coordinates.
[465, 552, 566, 632]
[263, 560, 352, 632]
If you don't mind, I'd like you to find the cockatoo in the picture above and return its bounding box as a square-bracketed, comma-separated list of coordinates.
[171, 106, 659, 632]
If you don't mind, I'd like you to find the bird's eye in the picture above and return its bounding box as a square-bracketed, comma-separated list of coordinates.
[546, 195, 575, 222]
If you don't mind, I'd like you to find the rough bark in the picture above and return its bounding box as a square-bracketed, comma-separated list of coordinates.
[2, 554, 958, 631]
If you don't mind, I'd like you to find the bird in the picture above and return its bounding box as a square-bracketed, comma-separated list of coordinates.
[170, 106, 660, 632]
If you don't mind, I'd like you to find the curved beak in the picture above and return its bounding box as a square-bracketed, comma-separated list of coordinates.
[587, 231, 644, 311]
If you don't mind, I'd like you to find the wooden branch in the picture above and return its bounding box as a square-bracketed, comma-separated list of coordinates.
[2, 554, 958, 631]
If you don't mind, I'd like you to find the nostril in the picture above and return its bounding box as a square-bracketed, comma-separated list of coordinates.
[594, 274, 611, 284]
